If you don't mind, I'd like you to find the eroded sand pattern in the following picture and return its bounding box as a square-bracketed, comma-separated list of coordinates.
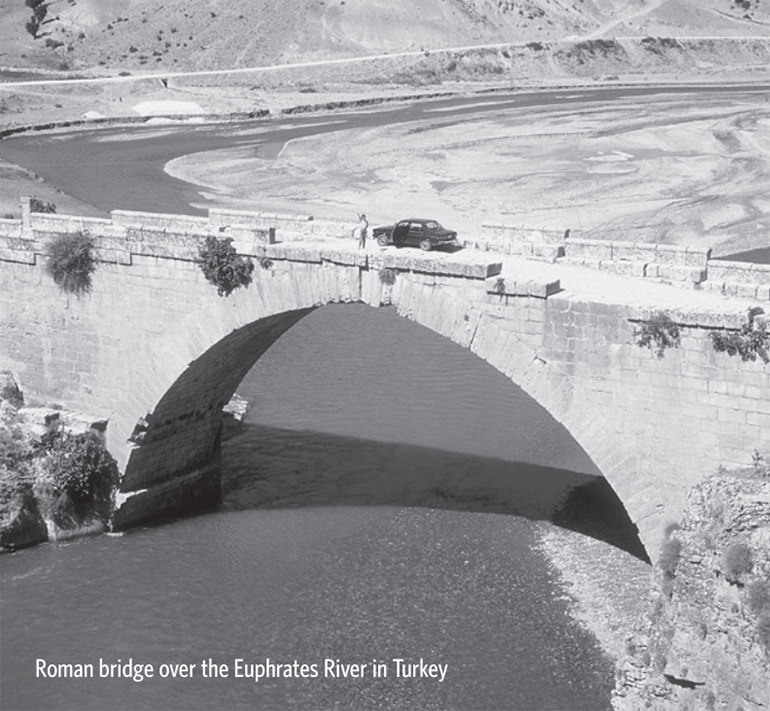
[167, 91, 770, 255]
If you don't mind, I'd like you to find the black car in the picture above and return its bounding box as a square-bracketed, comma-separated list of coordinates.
[373, 219, 458, 251]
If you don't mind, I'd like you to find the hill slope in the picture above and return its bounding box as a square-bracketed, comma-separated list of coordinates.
[0, 0, 768, 73]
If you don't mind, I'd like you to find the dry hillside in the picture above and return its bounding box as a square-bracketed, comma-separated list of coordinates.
[1, 0, 768, 74]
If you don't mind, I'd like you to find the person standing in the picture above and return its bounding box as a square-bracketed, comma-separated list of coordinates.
[354, 212, 368, 249]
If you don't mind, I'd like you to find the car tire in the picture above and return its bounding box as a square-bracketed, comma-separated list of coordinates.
[419, 239, 432, 252]
[377, 234, 389, 247]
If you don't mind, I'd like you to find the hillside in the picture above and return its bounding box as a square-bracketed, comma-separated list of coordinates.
[0, 0, 768, 74]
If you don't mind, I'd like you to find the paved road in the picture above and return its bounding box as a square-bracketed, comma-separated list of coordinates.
[1, 83, 768, 216]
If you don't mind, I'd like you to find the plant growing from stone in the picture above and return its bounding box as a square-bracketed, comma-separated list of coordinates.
[721, 542, 752, 583]
[197, 236, 254, 297]
[45, 231, 97, 295]
[658, 535, 682, 598]
[30, 197, 56, 213]
[378, 268, 397, 285]
[42, 430, 119, 523]
[710, 307, 769, 364]
[634, 311, 681, 358]
[757, 613, 770, 655]
[747, 579, 770, 616]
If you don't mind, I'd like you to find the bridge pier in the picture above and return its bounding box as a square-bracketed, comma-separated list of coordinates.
[113, 442, 222, 530]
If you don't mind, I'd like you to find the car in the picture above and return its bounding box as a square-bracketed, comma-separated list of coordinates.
[373, 218, 458, 251]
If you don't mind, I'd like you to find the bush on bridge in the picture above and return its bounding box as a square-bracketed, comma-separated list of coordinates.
[710, 307, 769, 364]
[45, 231, 97, 295]
[634, 311, 681, 359]
[197, 236, 255, 297]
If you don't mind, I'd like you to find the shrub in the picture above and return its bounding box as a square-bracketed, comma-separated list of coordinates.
[197, 235, 254, 297]
[747, 579, 770, 615]
[659, 537, 682, 582]
[635, 312, 681, 358]
[0, 372, 23, 408]
[663, 521, 681, 538]
[0, 424, 34, 477]
[378, 268, 397, 285]
[757, 613, 770, 653]
[710, 307, 769, 364]
[258, 256, 274, 270]
[721, 542, 753, 583]
[30, 197, 56, 213]
[45, 430, 119, 520]
[45, 231, 97, 295]
[658, 522, 682, 597]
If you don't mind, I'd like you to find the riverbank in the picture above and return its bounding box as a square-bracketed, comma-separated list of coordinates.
[536, 524, 651, 663]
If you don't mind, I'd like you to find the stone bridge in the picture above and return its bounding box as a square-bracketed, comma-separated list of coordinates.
[1, 201, 769, 558]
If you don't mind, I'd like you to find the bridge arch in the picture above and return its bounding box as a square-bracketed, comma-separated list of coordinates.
[4, 209, 769, 561]
[109, 261, 639, 558]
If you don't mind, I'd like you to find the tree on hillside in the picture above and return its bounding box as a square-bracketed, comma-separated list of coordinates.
[24, 0, 48, 39]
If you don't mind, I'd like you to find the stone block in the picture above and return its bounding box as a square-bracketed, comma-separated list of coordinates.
[652, 264, 707, 283]
[607, 260, 645, 277]
[684, 245, 712, 267]
[566, 238, 613, 260]
[262, 244, 323, 263]
[509, 242, 534, 257]
[320, 247, 368, 267]
[112, 210, 209, 232]
[532, 243, 563, 262]
[0, 218, 22, 238]
[0, 248, 36, 265]
[612, 242, 656, 262]
[18, 407, 61, 427]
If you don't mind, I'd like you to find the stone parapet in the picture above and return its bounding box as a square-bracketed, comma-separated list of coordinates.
[564, 238, 711, 284]
[0, 218, 22, 239]
[471, 222, 567, 262]
[484, 274, 561, 299]
[704, 260, 770, 301]
[30, 213, 114, 234]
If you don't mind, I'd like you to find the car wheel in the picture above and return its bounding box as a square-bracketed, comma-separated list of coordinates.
[377, 234, 389, 247]
[419, 239, 432, 252]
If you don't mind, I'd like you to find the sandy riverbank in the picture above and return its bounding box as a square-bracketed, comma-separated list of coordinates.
[536, 525, 652, 663]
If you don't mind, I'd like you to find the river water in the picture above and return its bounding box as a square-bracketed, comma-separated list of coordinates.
[0, 303, 639, 710]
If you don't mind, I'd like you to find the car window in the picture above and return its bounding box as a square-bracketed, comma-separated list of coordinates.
[410, 223, 423, 231]
[424, 221, 440, 230]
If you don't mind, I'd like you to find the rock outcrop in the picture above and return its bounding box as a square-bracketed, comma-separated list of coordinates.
[0, 371, 114, 550]
[613, 473, 770, 710]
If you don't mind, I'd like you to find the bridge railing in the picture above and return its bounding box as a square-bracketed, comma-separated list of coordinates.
[470, 218, 770, 300]
[0, 200, 503, 281]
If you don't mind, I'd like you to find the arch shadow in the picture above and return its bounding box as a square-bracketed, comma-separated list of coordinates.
[220, 421, 648, 561]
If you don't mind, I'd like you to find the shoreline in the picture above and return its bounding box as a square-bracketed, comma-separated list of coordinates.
[535, 522, 652, 664]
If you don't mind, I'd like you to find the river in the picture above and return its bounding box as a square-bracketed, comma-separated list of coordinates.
[0, 303, 638, 710]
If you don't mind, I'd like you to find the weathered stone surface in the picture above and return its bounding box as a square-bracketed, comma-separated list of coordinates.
[613, 474, 770, 711]
[0, 485, 48, 550]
